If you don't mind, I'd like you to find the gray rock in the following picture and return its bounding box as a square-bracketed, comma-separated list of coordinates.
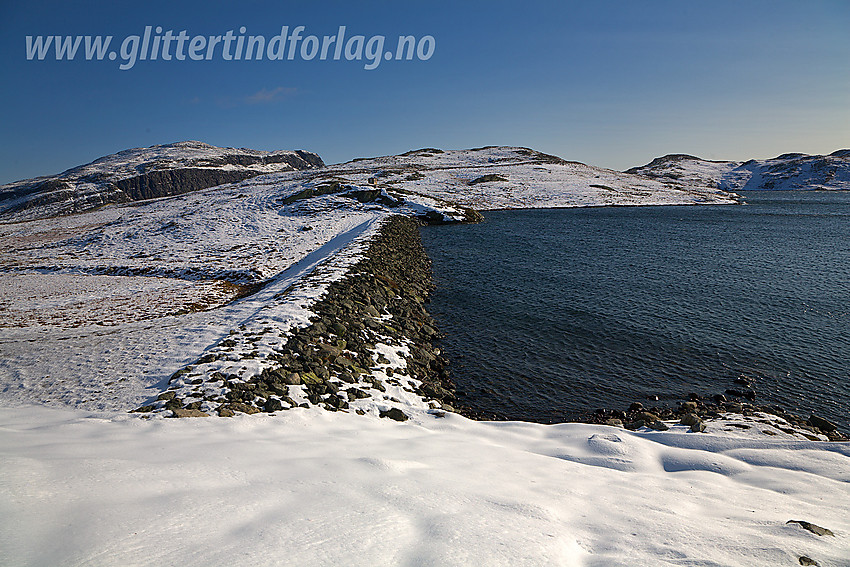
[807, 414, 837, 433]
[318, 343, 342, 357]
[679, 413, 701, 427]
[365, 305, 380, 318]
[269, 383, 289, 396]
[282, 372, 302, 385]
[171, 408, 209, 418]
[379, 408, 409, 422]
[345, 388, 371, 400]
[337, 371, 355, 383]
[787, 520, 834, 537]
[223, 402, 261, 415]
[799, 556, 819, 566]
[635, 411, 659, 423]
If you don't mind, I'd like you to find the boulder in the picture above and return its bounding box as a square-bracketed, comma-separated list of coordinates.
[379, 408, 409, 422]
[807, 414, 837, 433]
[171, 408, 209, 418]
[786, 520, 834, 537]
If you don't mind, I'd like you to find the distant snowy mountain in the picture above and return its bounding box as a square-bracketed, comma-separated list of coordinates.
[627, 150, 850, 191]
[0, 141, 324, 222]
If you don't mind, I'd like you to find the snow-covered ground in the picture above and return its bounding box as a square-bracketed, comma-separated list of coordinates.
[2, 143, 848, 566]
[1, 404, 848, 567]
[0, 179, 388, 410]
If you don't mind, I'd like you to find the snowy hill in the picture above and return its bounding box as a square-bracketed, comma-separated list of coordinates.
[628, 149, 850, 192]
[0, 141, 324, 222]
[321, 146, 738, 209]
[0, 143, 740, 225]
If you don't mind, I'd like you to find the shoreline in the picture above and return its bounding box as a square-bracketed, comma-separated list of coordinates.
[136, 212, 847, 441]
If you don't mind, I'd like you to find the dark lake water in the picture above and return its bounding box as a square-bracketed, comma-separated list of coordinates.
[419, 192, 850, 429]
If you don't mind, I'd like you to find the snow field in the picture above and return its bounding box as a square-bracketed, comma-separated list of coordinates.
[1, 405, 848, 567]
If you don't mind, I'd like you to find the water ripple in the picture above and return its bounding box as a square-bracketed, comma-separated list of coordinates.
[421, 192, 850, 428]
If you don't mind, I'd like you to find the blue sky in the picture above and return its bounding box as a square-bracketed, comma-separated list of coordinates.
[1, 0, 848, 184]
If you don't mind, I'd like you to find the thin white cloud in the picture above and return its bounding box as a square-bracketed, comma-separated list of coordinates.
[245, 87, 297, 104]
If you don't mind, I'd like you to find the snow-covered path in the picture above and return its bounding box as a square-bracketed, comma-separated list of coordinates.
[221, 216, 381, 328]
[0, 215, 383, 412]
[1, 405, 848, 567]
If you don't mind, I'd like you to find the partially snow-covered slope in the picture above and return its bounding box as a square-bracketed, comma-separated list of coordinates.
[0, 141, 323, 222]
[628, 150, 850, 192]
[0, 143, 740, 226]
[323, 146, 739, 209]
[1, 405, 848, 567]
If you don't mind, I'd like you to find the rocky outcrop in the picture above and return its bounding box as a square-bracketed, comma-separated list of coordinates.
[112, 168, 258, 202]
[189, 149, 324, 169]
